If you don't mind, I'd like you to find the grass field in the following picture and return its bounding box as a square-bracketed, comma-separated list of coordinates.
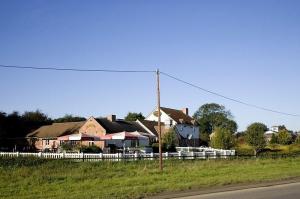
[1, 157, 300, 199]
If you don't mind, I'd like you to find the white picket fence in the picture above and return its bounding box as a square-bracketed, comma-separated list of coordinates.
[0, 148, 235, 161]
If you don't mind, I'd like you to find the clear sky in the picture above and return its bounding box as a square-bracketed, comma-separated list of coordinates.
[0, 0, 300, 131]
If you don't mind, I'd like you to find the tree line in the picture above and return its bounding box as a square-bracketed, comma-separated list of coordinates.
[0, 110, 86, 139]
[1, 104, 299, 154]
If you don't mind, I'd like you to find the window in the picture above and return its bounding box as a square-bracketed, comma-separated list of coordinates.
[131, 140, 139, 147]
[89, 142, 94, 146]
[45, 140, 50, 145]
[170, 119, 173, 126]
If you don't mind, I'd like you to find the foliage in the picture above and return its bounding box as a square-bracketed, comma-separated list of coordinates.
[60, 142, 79, 152]
[269, 133, 278, 144]
[295, 136, 300, 144]
[80, 145, 102, 153]
[193, 103, 237, 137]
[0, 110, 52, 138]
[162, 128, 178, 152]
[199, 132, 210, 146]
[245, 122, 267, 155]
[210, 128, 236, 150]
[277, 129, 292, 145]
[1, 158, 300, 199]
[53, 114, 86, 123]
[124, 112, 145, 121]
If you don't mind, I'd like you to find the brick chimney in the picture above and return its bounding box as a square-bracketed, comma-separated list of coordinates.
[107, 115, 116, 122]
[182, 108, 189, 116]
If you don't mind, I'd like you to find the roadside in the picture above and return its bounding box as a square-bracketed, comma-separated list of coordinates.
[147, 177, 300, 199]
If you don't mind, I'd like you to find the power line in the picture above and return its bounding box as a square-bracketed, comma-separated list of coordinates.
[160, 71, 300, 117]
[1, 63, 299, 117]
[0, 64, 156, 73]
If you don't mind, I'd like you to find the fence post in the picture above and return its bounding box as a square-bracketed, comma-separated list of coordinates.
[191, 151, 194, 159]
[150, 152, 154, 160]
[134, 152, 138, 160]
[80, 152, 84, 162]
[118, 153, 123, 162]
[178, 151, 182, 160]
[38, 152, 42, 158]
[99, 153, 103, 161]
[16, 151, 19, 157]
[165, 152, 168, 160]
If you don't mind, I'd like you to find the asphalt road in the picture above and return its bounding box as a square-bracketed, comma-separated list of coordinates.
[176, 182, 300, 199]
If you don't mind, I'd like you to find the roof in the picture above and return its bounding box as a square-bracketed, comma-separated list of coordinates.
[160, 107, 196, 125]
[265, 130, 277, 135]
[27, 121, 85, 138]
[138, 120, 167, 136]
[96, 118, 148, 134]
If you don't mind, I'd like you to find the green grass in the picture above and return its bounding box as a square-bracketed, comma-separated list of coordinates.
[1, 157, 300, 199]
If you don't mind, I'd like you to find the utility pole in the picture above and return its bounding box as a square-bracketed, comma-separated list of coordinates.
[156, 69, 163, 171]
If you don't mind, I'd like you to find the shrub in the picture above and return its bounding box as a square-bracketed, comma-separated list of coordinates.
[162, 128, 178, 152]
[80, 145, 102, 153]
[295, 136, 300, 144]
[277, 130, 292, 145]
[235, 147, 254, 156]
[210, 127, 236, 149]
[269, 134, 278, 144]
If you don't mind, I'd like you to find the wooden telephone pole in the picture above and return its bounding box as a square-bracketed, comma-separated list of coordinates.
[156, 69, 163, 171]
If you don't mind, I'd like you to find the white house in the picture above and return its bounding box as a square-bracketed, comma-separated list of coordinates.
[145, 107, 200, 146]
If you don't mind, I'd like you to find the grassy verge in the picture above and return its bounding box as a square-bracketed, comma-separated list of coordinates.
[1, 157, 300, 199]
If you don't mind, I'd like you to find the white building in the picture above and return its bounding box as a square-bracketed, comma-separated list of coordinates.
[145, 107, 200, 146]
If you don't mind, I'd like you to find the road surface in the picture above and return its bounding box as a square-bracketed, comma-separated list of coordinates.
[176, 182, 300, 199]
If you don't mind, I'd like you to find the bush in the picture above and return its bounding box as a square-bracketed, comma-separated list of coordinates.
[60, 142, 79, 152]
[80, 145, 102, 153]
[277, 130, 292, 145]
[295, 136, 300, 144]
[235, 147, 254, 156]
[210, 128, 236, 149]
[269, 134, 278, 144]
[162, 128, 178, 152]
[151, 143, 166, 153]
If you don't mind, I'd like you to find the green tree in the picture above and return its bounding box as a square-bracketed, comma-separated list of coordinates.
[54, 114, 86, 123]
[193, 103, 237, 146]
[245, 122, 267, 155]
[210, 128, 236, 150]
[277, 129, 292, 145]
[162, 128, 178, 152]
[124, 112, 145, 121]
[269, 133, 278, 144]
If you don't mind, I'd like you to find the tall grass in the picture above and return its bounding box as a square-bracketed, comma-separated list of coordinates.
[1, 157, 300, 199]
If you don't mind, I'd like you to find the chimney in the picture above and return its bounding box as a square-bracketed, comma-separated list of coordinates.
[107, 115, 116, 122]
[182, 108, 189, 116]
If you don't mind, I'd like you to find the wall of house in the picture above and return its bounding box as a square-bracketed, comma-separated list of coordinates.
[175, 125, 200, 147]
[79, 117, 106, 148]
[79, 117, 106, 136]
[175, 124, 199, 139]
[146, 110, 177, 126]
[146, 109, 200, 146]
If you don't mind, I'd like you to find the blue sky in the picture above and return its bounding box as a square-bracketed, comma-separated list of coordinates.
[0, 0, 300, 131]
